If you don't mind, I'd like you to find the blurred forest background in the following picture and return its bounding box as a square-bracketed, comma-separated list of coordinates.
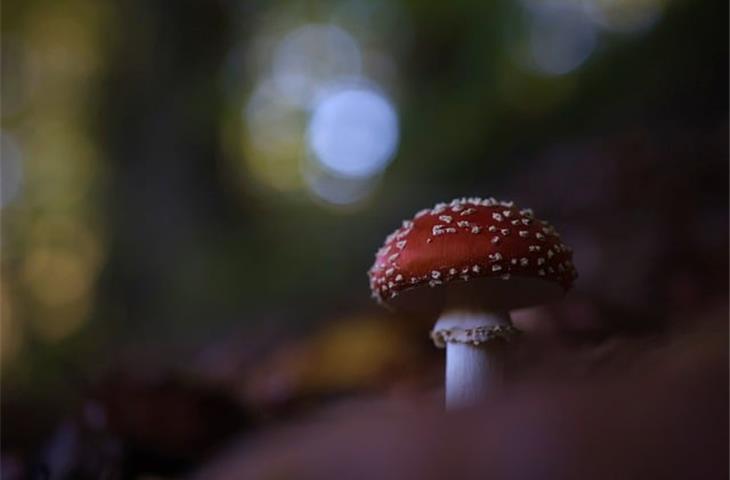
[1, 0, 728, 478]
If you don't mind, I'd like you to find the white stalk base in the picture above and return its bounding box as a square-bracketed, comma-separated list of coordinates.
[434, 310, 511, 410]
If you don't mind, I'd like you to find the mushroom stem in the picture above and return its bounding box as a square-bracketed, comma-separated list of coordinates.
[433, 310, 512, 409]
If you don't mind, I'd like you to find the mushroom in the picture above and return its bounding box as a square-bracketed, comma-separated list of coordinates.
[368, 198, 577, 408]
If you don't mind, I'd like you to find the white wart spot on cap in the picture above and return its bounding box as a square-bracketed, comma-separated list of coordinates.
[432, 203, 448, 214]
[488, 252, 502, 262]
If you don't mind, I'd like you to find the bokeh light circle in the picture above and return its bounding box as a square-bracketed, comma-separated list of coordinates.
[273, 24, 362, 107]
[526, 3, 598, 76]
[307, 86, 398, 178]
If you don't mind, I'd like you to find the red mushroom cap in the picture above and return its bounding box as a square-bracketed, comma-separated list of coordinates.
[368, 197, 577, 313]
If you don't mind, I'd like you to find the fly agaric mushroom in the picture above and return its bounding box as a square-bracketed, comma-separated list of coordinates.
[368, 197, 577, 408]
